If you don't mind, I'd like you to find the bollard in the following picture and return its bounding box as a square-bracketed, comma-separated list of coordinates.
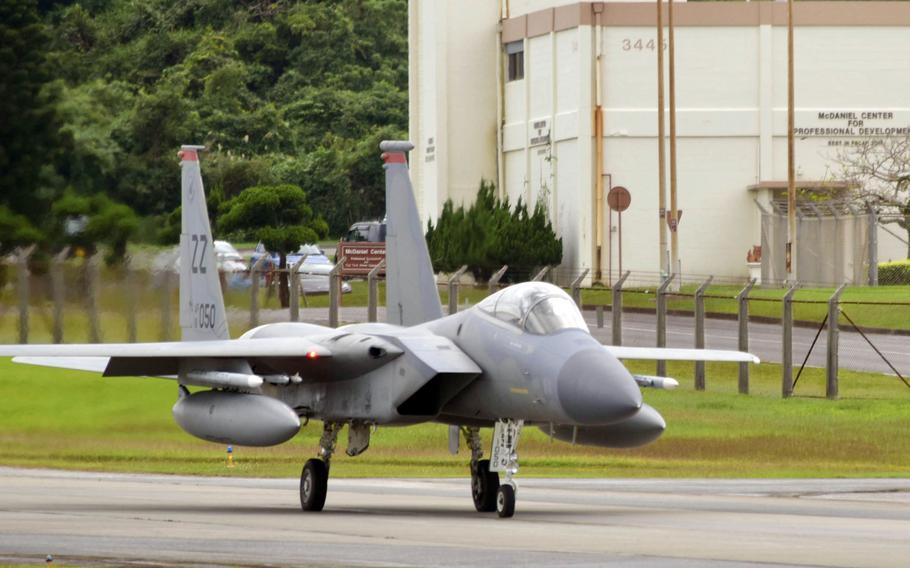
[448, 265, 469, 315]
[737, 279, 756, 394]
[367, 259, 386, 323]
[86, 252, 103, 343]
[249, 254, 270, 328]
[329, 257, 347, 328]
[15, 246, 35, 344]
[611, 271, 630, 346]
[694, 276, 713, 391]
[226, 445, 235, 468]
[655, 273, 675, 376]
[781, 283, 799, 397]
[570, 269, 589, 308]
[826, 284, 847, 400]
[288, 255, 308, 322]
[488, 265, 508, 295]
[51, 247, 70, 344]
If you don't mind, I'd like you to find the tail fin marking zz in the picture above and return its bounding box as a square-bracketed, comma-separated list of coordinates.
[178, 145, 230, 341]
[381, 141, 443, 326]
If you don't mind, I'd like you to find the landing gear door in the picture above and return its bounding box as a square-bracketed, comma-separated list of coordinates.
[489, 420, 521, 473]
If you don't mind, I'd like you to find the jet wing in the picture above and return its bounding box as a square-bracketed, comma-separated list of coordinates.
[604, 346, 759, 364]
[1, 337, 333, 377]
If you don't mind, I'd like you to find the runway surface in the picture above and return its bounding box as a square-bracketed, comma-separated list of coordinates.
[261, 306, 910, 376]
[2, 468, 909, 567]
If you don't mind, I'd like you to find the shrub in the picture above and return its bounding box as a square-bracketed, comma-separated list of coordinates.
[878, 260, 910, 285]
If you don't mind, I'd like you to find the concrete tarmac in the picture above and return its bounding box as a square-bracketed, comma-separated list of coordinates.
[1, 468, 909, 567]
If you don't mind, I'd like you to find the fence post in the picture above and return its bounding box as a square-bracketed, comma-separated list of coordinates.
[159, 258, 175, 341]
[367, 259, 386, 323]
[329, 257, 347, 328]
[781, 282, 798, 398]
[826, 283, 847, 400]
[86, 252, 103, 343]
[737, 279, 756, 394]
[288, 254, 308, 323]
[249, 255, 270, 329]
[447, 265, 469, 315]
[125, 256, 138, 343]
[656, 272, 675, 376]
[570, 269, 590, 308]
[51, 247, 70, 344]
[16, 245, 35, 344]
[531, 265, 551, 282]
[868, 205, 878, 286]
[611, 271, 630, 346]
[488, 265, 508, 295]
[694, 276, 713, 391]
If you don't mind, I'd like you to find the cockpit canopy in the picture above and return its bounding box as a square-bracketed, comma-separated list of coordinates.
[477, 282, 589, 335]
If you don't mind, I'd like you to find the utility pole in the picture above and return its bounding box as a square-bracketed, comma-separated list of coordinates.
[657, 0, 668, 277]
[668, 0, 679, 284]
[787, 0, 797, 280]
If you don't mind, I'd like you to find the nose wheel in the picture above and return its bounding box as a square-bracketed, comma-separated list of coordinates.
[463, 420, 522, 518]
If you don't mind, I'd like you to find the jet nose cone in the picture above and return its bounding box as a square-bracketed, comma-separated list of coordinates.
[557, 348, 642, 425]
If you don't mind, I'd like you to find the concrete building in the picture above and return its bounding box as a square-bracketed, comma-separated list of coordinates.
[408, 0, 910, 286]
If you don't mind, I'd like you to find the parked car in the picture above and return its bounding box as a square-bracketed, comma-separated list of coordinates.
[213, 240, 248, 273]
[250, 243, 352, 295]
[342, 220, 386, 243]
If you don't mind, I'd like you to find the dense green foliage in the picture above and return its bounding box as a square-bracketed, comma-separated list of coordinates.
[1, 0, 408, 260]
[878, 260, 910, 285]
[426, 182, 563, 281]
[218, 183, 328, 306]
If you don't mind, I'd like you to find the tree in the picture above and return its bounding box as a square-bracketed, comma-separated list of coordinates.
[836, 134, 910, 258]
[218, 184, 328, 307]
[0, 0, 65, 220]
[426, 181, 563, 281]
[50, 191, 140, 264]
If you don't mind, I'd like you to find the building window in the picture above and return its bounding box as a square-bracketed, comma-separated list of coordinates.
[506, 41, 524, 81]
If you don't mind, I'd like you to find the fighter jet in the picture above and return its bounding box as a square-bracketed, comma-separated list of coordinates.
[0, 141, 758, 518]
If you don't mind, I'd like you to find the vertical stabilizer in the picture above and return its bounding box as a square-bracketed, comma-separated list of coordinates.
[382, 141, 443, 326]
[178, 146, 230, 341]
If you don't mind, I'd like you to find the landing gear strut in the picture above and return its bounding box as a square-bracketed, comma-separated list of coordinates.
[300, 422, 342, 512]
[490, 419, 522, 518]
[463, 427, 499, 512]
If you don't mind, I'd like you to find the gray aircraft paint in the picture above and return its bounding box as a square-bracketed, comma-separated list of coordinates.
[0, 140, 758, 451]
[381, 141, 443, 327]
[178, 145, 230, 342]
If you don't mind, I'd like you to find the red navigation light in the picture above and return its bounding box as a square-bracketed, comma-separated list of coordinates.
[306, 351, 319, 360]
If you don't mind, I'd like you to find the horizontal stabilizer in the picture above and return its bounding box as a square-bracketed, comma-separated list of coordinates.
[605, 346, 759, 364]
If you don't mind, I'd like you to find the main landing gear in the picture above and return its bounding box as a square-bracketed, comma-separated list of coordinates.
[464, 419, 523, 518]
[300, 422, 342, 512]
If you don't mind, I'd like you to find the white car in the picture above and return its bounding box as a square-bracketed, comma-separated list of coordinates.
[213, 240, 248, 273]
[293, 244, 353, 295]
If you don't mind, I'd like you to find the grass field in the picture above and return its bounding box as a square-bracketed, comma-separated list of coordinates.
[1, 358, 908, 479]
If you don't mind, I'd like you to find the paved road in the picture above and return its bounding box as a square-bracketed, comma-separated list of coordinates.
[1, 468, 908, 568]
[247, 306, 910, 376]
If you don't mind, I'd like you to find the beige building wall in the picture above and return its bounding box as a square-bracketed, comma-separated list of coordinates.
[410, 1, 910, 283]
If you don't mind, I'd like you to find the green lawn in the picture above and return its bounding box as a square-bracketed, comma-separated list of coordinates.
[1, 358, 908, 479]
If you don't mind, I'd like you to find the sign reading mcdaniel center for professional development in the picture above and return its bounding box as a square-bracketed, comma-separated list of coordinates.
[795, 110, 910, 144]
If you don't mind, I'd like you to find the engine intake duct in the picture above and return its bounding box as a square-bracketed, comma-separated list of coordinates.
[396, 372, 477, 417]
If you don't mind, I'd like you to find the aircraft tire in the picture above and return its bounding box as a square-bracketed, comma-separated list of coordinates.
[471, 459, 499, 512]
[496, 484, 515, 518]
[300, 459, 328, 512]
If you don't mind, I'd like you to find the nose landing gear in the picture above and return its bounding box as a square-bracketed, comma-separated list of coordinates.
[463, 420, 523, 518]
